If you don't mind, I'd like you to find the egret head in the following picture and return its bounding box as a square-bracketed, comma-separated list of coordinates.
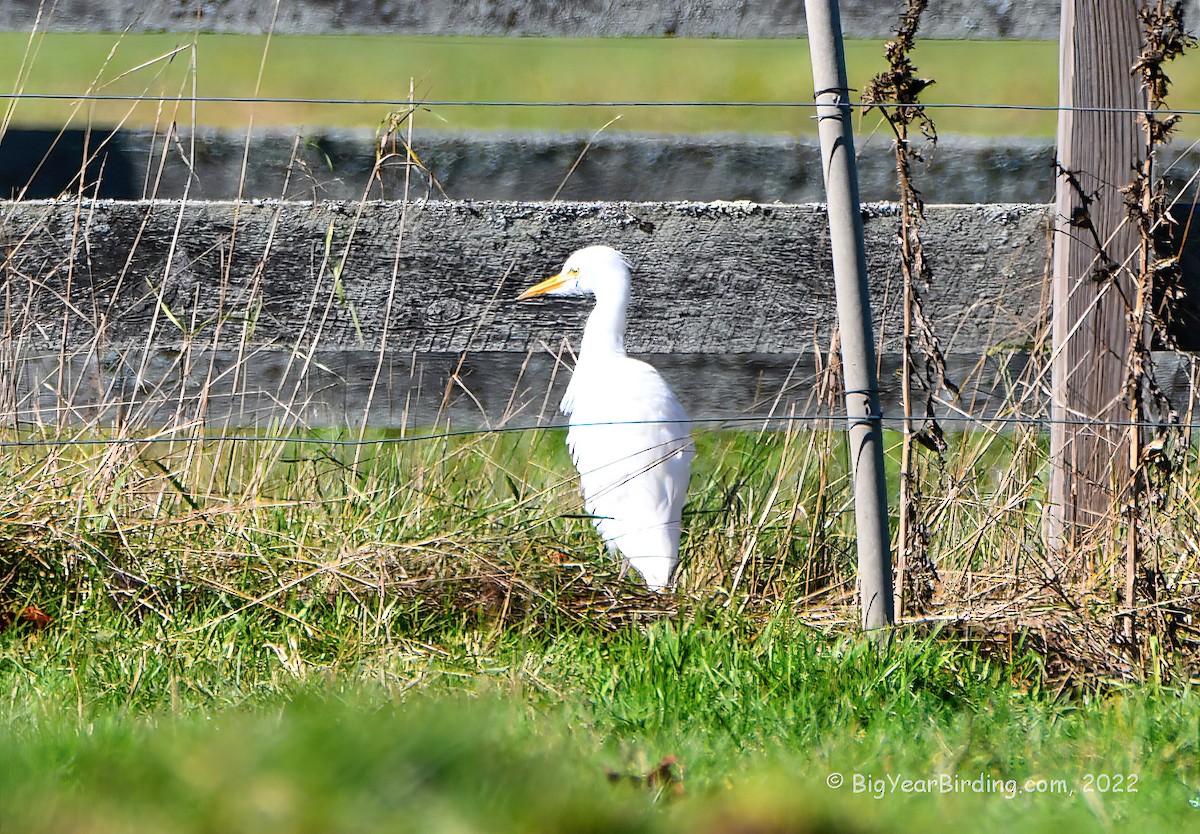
[517, 245, 631, 301]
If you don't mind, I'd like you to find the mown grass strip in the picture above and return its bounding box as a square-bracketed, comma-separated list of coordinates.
[4, 34, 1197, 135]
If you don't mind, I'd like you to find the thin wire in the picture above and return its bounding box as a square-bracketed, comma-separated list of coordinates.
[3, 91, 1200, 117]
[0, 411, 1189, 449]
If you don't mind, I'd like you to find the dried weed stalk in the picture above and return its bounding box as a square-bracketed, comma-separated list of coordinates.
[862, 0, 957, 616]
[1119, 0, 1196, 643]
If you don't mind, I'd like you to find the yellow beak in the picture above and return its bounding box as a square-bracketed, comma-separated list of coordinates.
[516, 272, 570, 301]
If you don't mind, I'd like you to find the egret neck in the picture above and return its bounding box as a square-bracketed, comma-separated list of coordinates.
[579, 278, 629, 358]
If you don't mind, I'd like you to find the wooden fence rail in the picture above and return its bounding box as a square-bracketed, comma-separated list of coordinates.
[0, 198, 1194, 430]
[0, 0, 1064, 40]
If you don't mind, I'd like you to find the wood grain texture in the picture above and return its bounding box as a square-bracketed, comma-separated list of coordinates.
[0, 348, 1046, 430]
[1049, 0, 1145, 544]
[0, 196, 1075, 431]
[0, 0, 1064, 39]
[5, 340, 1195, 432]
[0, 199, 1050, 355]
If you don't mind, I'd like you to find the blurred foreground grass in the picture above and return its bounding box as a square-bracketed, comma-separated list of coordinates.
[1, 426, 1199, 830]
[5, 33, 1197, 136]
[2, 610, 1199, 833]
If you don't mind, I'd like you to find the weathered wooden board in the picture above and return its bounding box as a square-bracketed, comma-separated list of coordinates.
[4, 343, 1193, 431]
[0, 0, 1064, 40]
[2, 348, 1050, 430]
[1, 197, 1187, 430]
[0, 127, 1069, 205]
[0, 199, 1050, 356]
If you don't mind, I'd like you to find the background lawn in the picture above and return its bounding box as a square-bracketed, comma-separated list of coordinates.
[2, 33, 1197, 136]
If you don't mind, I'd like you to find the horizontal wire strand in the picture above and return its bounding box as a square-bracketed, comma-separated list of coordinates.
[1, 91, 1200, 117]
[0, 411, 1187, 449]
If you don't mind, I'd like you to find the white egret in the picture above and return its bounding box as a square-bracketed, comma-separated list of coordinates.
[517, 246, 694, 591]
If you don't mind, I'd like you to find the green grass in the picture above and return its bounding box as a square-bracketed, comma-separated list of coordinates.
[2, 421, 1199, 830]
[2, 33, 1197, 136]
[3, 605, 1200, 832]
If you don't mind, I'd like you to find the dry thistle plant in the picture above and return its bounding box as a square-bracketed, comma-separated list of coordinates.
[1118, 0, 1197, 648]
[862, 0, 955, 617]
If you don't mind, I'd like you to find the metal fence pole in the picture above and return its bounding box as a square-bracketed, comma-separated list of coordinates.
[804, 0, 895, 629]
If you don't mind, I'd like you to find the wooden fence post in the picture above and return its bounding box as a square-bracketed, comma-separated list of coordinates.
[1048, 0, 1144, 565]
[805, 0, 895, 630]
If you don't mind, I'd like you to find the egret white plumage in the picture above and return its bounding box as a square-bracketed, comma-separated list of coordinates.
[517, 246, 694, 591]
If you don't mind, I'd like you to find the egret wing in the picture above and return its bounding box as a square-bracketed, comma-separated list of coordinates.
[563, 357, 693, 585]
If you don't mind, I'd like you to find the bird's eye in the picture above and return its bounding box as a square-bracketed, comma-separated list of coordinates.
[567, 268, 580, 277]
